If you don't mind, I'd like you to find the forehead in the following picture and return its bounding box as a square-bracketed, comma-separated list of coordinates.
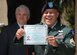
[18, 8, 27, 12]
[44, 9, 58, 12]
[16, 8, 28, 15]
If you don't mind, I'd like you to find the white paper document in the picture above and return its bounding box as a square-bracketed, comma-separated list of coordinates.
[23, 25, 48, 45]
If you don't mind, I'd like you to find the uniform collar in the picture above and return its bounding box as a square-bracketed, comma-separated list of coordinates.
[52, 22, 61, 31]
[50, 21, 57, 29]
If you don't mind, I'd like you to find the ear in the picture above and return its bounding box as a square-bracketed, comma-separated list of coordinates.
[57, 12, 59, 17]
[27, 16, 30, 21]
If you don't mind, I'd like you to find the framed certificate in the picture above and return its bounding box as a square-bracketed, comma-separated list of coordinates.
[23, 25, 48, 45]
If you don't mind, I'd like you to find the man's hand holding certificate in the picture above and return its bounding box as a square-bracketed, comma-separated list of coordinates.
[24, 25, 48, 45]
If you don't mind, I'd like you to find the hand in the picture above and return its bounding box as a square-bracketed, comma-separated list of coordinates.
[47, 36, 59, 47]
[16, 28, 25, 40]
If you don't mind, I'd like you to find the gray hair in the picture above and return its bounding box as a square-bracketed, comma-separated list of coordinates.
[15, 5, 30, 16]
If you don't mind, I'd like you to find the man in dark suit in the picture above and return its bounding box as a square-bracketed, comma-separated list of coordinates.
[0, 5, 34, 55]
[34, 2, 75, 55]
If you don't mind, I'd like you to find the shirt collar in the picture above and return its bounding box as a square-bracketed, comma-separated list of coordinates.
[17, 23, 25, 28]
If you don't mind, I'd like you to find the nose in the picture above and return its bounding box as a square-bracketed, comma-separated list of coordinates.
[47, 13, 50, 15]
[47, 12, 54, 16]
[20, 14, 25, 18]
[20, 14, 24, 17]
[46, 13, 52, 19]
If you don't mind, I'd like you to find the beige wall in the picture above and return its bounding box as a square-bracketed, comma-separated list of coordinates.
[75, 0, 77, 55]
[0, 0, 8, 25]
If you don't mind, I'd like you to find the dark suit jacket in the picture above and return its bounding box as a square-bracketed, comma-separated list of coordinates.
[0, 23, 34, 55]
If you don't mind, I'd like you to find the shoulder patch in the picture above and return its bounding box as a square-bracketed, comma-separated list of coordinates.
[70, 38, 75, 46]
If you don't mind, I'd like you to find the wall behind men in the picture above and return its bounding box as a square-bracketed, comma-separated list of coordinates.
[0, 0, 8, 25]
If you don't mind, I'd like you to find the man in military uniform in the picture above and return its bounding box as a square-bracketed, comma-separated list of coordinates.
[34, 2, 75, 55]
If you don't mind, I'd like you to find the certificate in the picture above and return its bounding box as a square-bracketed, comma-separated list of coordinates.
[23, 25, 48, 45]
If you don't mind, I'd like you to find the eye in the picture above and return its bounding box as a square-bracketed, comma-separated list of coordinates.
[17, 13, 21, 15]
[44, 11, 48, 14]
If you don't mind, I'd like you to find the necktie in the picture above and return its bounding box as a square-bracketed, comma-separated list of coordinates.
[48, 27, 51, 33]
[21, 26, 29, 55]
[21, 26, 24, 29]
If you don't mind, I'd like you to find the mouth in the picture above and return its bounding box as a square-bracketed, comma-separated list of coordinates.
[45, 19, 51, 23]
[45, 17, 53, 23]
[45, 16, 52, 20]
[46, 17, 52, 20]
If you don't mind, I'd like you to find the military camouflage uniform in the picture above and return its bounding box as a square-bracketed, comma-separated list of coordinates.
[34, 22, 75, 55]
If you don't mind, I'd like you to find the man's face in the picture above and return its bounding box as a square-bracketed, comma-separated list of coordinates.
[42, 9, 59, 27]
[16, 8, 29, 25]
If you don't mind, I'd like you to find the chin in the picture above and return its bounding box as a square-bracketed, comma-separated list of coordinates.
[46, 21, 50, 24]
[46, 23, 51, 26]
